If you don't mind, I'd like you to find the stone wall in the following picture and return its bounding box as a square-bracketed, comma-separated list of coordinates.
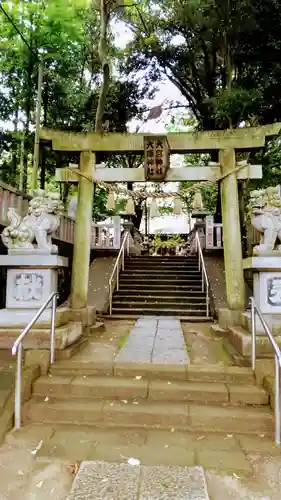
[205, 253, 252, 315]
[87, 256, 117, 314]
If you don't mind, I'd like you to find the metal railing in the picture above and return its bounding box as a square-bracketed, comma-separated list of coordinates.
[195, 231, 210, 317]
[250, 297, 281, 446]
[11, 292, 59, 430]
[109, 232, 130, 315]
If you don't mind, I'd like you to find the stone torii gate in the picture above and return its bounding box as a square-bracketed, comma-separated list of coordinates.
[39, 124, 281, 313]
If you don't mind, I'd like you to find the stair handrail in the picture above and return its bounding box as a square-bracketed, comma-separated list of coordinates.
[109, 231, 130, 315]
[11, 291, 59, 430]
[250, 297, 281, 446]
[195, 231, 210, 317]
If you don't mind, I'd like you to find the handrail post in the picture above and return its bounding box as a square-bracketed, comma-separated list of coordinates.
[127, 233, 130, 256]
[249, 296, 281, 447]
[275, 355, 281, 446]
[50, 294, 57, 364]
[206, 285, 209, 317]
[14, 342, 23, 430]
[122, 246, 125, 271]
[109, 282, 112, 316]
[12, 292, 59, 431]
[250, 297, 256, 372]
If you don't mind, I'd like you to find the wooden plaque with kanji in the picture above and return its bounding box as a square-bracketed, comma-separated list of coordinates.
[144, 136, 170, 181]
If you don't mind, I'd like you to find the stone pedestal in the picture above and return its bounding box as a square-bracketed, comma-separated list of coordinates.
[0, 252, 84, 350]
[243, 256, 281, 333]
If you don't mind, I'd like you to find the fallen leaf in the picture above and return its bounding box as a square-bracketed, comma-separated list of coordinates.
[31, 440, 43, 455]
[128, 457, 140, 466]
[197, 436, 205, 440]
[69, 462, 81, 476]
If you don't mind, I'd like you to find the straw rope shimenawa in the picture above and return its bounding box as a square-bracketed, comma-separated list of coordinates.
[66, 160, 250, 202]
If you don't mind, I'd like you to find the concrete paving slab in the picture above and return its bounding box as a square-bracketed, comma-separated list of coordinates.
[115, 316, 190, 366]
[139, 465, 209, 499]
[67, 461, 140, 500]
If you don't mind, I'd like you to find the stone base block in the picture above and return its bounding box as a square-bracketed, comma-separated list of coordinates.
[228, 326, 281, 358]
[0, 321, 82, 350]
[69, 306, 96, 327]
[0, 307, 70, 328]
[218, 308, 244, 330]
[241, 310, 281, 336]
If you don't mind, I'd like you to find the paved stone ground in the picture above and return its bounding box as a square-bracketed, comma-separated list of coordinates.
[61, 318, 235, 368]
[67, 462, 209, 500]
[2, 427, 281, 500]
[115, 317, 190, 365]
[1, 318, 279, 498]
[73, 319, 135, 365]
[181, 323, 233, 365]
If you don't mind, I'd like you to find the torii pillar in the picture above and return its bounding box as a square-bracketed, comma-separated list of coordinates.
[71, 151, 94, 309]
[220, 148, 245, 310]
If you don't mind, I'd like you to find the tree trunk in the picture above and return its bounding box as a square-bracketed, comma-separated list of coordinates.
[95, 1, 110, 132]
[12, 108, 19, 185]
[23, 50, 34, 193]
[132, 202, 143, 230]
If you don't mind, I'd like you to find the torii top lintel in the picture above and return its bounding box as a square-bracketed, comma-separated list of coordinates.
[39, 123, 281, 154]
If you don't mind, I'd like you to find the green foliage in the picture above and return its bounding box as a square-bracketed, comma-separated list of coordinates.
[250, 139, 281, 191]
[0, 0, 149, 191]
[206, 87, 262, 130]
[121, 0, 281, 129]
[152, 233, 184, 250]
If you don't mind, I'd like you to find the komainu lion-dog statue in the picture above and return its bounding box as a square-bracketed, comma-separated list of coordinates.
[1, 190, 64, 253]
[248, 186, 281, 255]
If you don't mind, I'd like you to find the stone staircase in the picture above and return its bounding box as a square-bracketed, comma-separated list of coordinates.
[111, 256, 209, 319]
[23, 363, 273, 436]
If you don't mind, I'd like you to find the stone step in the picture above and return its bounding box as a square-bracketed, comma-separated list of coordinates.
[121, 275, 202, 281]
[120, 275, 202, 280]
[123, 266, 199, 270]
[112, 302, 207, 310]
[105, 314, 212, 321]
[116, 290, 206, 297]
[119, 282, 202, 290]
[228, 326, 281, 358]
[24, 398, 273, 434]
[125, 257, 198, 261]
[32, 375, 269, 406]
[114, 295, 207, 303]
[119, 284, 203, 291]
[121, 267, 202, 277]
[111, 307, 208, 316]
[50, 362, 255, 385]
